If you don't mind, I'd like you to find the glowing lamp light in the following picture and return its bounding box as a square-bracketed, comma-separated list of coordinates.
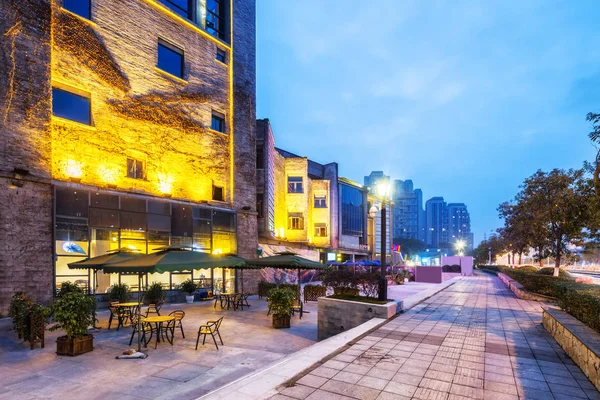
[65, 159, 83, 178]
[98, 165, 119, 184]
[279, 227, 284, 238]
[212, 248, 223, 255]
[157, 173, 174, 194]
[376, 181, 390, 197]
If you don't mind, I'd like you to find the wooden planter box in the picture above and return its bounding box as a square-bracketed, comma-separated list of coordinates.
[272, 314, 291, 329]
[56, 334, 94, 356]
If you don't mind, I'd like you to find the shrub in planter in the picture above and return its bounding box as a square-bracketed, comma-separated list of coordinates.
[267, 287, 295, 328]
[442, 264, 461, 273]
[57, 281, 84, 298]
[280, 283, 299, 294]
[145, 282, 166, 305]
[179, 279, 197, 303]
[538, 267, 570, 278]
[322, 270, 357, 295]
[517, 266, 538, 273]
[49, 291, 97, 356]
[356, 273, 380, 298]
[108, 283, 131, 303]
[8, 292, 32, 339]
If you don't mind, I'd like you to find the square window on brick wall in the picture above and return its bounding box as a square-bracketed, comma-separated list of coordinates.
[127, 157, 145, 180]
[52, 87, 91, 125]
[158, 39, 184, 79]
[211, 112, 225, 133]
[216, 48, 227, 63]
[64, 0, 91, 19]
[212, 185, 224, 201]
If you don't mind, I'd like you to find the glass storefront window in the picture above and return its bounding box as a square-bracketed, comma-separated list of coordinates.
[120, 274, 140, 291]
[147, 274, 170, 290]
[193, 219, 211, 252]
[91, 228, 119, 293]
[56, 188, 89, 218]
[193, 268, 212, 289]
[224, 268, 235, 293]
[148, 231, 169, 253]
[213, 268, 223, 294]
[55, 255, 88, 294]
[171, 272, 192, 290]
[213, 231, 236, 254]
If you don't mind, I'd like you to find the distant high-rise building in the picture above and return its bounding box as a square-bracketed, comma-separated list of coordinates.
[364, 171, 390, 195]
[392, 179, 425, 242]
[425, 197, 447, 248]
[446, 203, 472, 250]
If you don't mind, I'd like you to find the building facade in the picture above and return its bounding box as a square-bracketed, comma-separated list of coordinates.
[425, 197, 473, 251]
[425, 197, 447, 248]
[446, 203, 473, 250]
[392, 179, 425, 242]
[0, 0, 257, 309]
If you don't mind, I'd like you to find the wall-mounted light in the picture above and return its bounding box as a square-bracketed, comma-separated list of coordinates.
[157, 173, 174, 195]
[212, 248, 223, 255]
[65, 159, 83, 180]
[98, 165, 119, 187]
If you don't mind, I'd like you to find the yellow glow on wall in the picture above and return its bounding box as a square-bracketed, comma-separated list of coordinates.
[279, 227, 285, 238]
[65, 159, 83, 178]
[212, 248, 223, 255]
[157, 173, 174, 194]
[98, 165, 119, 184]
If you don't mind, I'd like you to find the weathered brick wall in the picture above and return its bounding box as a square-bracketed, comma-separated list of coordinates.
[0, 1, 53, 311]
[232, 0, 257, 259]
[51, 0, 232, 203]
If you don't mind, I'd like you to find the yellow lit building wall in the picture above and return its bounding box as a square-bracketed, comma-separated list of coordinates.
[283, 157, 308, 243]
[50, 1, 232, 205]
[311, 179, 330, 248]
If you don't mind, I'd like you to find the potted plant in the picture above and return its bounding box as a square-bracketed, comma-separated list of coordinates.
[179, 279, 197, 303]
[108, 283, 131, 303]
[267, 287, 295, 329]
[145, 282, 166, 305]
[49, 291, 96, 356]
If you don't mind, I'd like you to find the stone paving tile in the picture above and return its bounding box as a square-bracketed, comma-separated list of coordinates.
[272, 274, 600, 400]
[281, 384, 317, 399]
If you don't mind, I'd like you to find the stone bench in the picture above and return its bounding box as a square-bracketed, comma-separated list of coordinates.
[497, 272, 556, 302]
[543, 307, 600, 391]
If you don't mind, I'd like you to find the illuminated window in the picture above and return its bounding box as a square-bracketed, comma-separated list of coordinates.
[206, 0, 225, 40]
[52, 87, 91, 125]
[315, 223, 327, 237]
[64, 0, 91, 19]
[158, 40, 184, 79]
[314, 195, 327, 208]
[212, 184, 224, 201]
[127, 157, 145, 180]
[288, 213, 304, 230]
[216, 48, 227, 63]
[160, 0, 191, 19]
[288, 177, 303, 193]
[211, 112, 225, 133]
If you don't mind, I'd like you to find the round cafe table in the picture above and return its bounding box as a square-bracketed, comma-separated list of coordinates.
[143, 315, 175, 348]
[116, 302, 140, 328]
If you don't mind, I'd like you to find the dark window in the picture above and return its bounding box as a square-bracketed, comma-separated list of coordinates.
[172, 204, 193, 237]
[256, 194, 263, 218]
[193, 207, 212, 220]
[90, 208, 119, 228]
[315, 223, 327, 237]
[52, 87, 91, 125]
[288, 177, 303, 193]
[56, 188, 89, 218]
[211, 113, 225, 132]
[206, 0, 225, 39]
[148, 200, 170, 215]
[55, 217, 89, 242]
[216, 48, 227, 63]
[314, 195, 327, 208]
[120, 196, 146, 213]
[288, 213, 303, 230]
[64, 0, 91, 19]
[147, 214, 170, 231]
[213, 211, 235, 232]
[120, 211, 146, 231]
[160, 0, 191, 19]
[212, 185, 224, 201]
[127, 157, 145, 180]
[91, 192, 119, 209]
[256, 147, 264, 169]
[158, 40, 184, 79]
[341, 184, 364, 237]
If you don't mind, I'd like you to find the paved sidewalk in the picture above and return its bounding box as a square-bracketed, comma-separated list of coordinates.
[270, 273, 600, 400]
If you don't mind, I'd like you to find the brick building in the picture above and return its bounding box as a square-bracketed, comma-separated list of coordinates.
[0, 0, 257, 309]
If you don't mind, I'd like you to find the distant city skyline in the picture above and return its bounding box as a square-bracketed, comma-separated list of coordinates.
[256, 0, 600, 245]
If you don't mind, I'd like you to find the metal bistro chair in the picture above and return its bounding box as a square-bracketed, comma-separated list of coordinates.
[108, 301, 130, 330]
[129, 306, 152, 347]
[196, 317, 224, 350]
[236, 293, 251, 310]
[168, 310, 186, 338]
[291, 298, 303, 319]
[145, 301, 164, 317]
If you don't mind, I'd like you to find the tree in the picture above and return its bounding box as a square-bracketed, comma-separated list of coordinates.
[497, 201, 542, 265]
[512, 169, 591, 276]
[472, 234, 505, 265]
[586, 112, 600, 196]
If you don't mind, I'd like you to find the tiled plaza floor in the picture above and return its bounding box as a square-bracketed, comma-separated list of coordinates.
[271, 273, 600, 400]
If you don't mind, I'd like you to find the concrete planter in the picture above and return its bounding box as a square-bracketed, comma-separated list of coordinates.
[185, 295, 194, 304]
[497, 273, 556, 302]
[318, 296, 402, 340]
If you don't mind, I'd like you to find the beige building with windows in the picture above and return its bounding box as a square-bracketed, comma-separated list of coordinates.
[0, 0, 257, 309]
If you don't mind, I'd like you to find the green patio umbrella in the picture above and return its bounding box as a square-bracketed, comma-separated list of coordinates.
[244, 252, 327, 300]
[101, 246, 246, 354]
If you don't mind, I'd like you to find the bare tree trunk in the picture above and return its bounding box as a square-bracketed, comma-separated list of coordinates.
[538, 246, 544, 268]
[507, 253, 511, 266]
[518, 252, 522, 265]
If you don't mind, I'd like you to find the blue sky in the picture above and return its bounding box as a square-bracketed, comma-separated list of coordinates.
[255, 0, 600, 245]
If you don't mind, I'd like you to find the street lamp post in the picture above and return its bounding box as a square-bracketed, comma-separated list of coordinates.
[372, 182, 390, 302]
